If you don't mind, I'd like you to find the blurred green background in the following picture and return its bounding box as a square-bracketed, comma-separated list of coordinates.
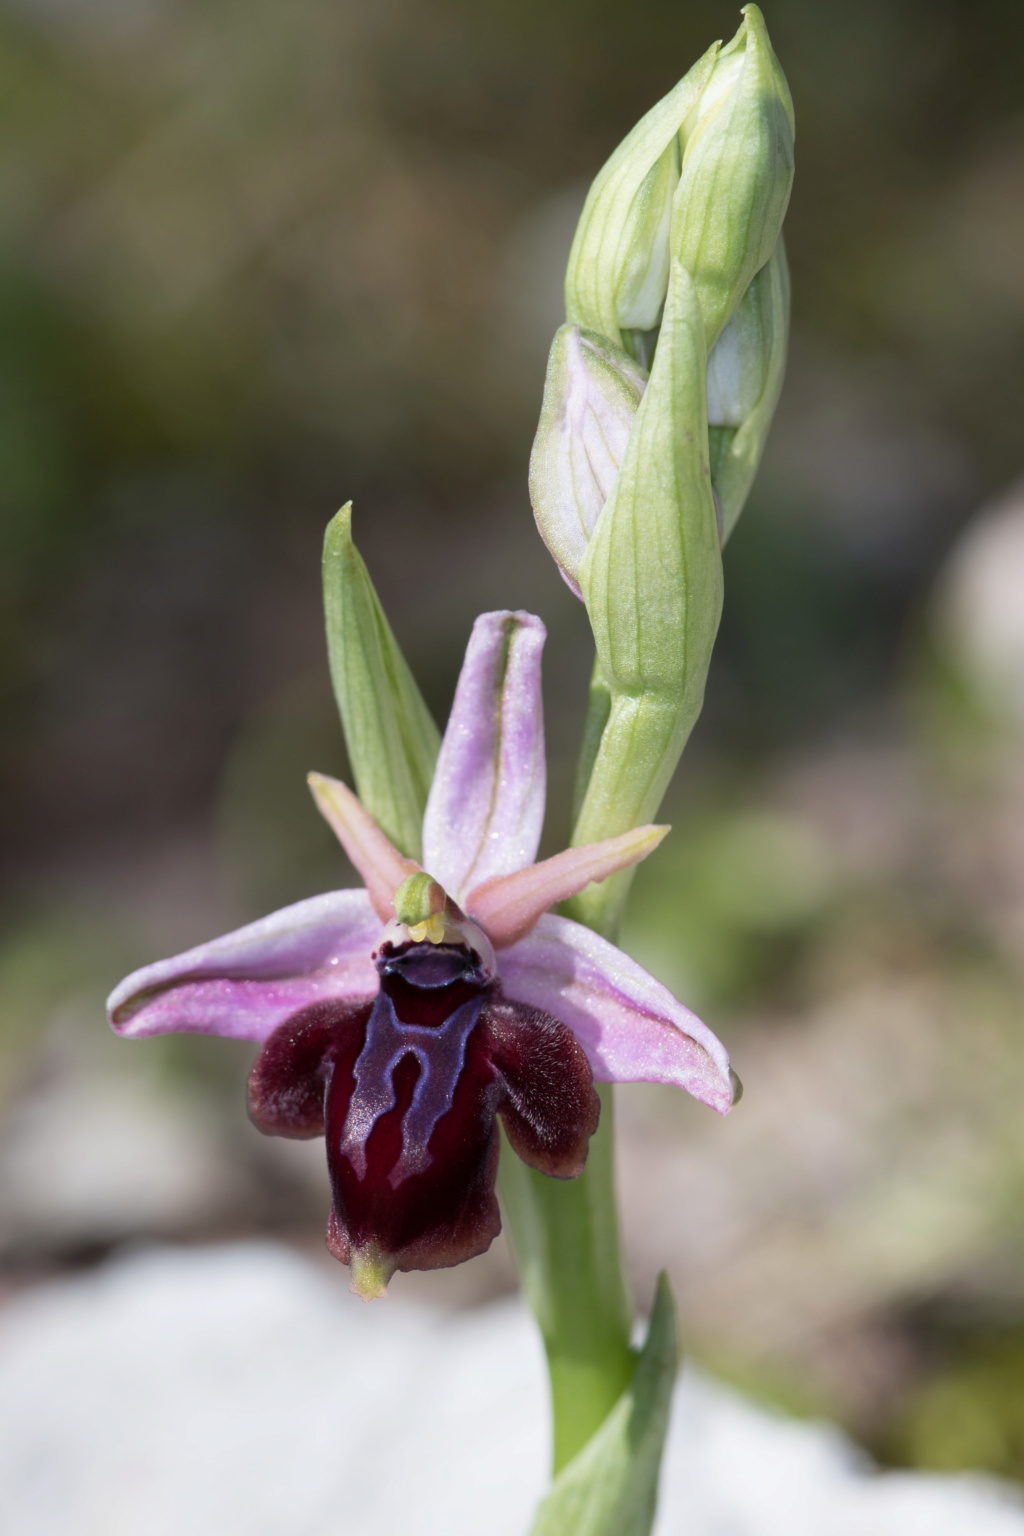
[2, 0, 1024, 1484]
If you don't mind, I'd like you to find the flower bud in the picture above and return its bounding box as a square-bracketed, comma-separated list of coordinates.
[707, 236, 790, 541]
[563, 6, 792, 360]
[548, 9, 793, 936]
[322, 504, 440, 859]
[564, 45, 718, 350]
[672, 4, 794, 348]
[529, 324, 646, 598]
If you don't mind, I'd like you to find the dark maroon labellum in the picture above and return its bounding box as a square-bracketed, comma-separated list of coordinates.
[248, 935, 600, 1293]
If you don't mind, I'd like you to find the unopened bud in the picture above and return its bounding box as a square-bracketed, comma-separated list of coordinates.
[529, 324, 646, 598]
[672, 4, 794, 348]
[564, 6, 792, 361]
[564, 46, 717, 350]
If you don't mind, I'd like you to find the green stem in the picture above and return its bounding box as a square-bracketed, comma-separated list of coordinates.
[497, 1089, 634, 1471]
[499, 655, 681, 1475]
[500, 637, 705, 1482]
[567, 688, 695, 935]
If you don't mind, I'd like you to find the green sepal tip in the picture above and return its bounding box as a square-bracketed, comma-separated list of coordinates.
[322, 504, 440, 861]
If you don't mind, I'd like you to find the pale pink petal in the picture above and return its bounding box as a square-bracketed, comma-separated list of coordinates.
[467, 825, 669, 948]
[308, 772, 419, 921]
[422, 611, 547, 900]
[498, 913, 734, 1114]
[107, 890, 380, 1041]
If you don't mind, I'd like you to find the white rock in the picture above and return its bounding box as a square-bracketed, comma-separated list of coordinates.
[0, 1242, 1020, 1536]
[936, 476, 1024, 722]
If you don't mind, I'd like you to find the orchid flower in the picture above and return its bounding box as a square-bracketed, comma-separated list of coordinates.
[108, 611, 734, 1299]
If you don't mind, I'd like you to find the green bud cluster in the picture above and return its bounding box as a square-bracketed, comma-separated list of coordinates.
[564, 3, 793, 359]
[530, 4, 794, 934]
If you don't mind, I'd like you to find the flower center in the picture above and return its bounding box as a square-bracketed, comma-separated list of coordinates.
[374, 876, 498, 983]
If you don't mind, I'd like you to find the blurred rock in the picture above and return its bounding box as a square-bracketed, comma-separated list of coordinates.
[936, 477, 1024, 725]
[0, 1242, 1022, 1535]
[616, 960, 1024, 1424]
[0, 1009, 245, 1260]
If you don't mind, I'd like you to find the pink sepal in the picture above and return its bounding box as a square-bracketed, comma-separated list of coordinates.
[107, 889, 380, 1042]
[499, 913, 735, 1115]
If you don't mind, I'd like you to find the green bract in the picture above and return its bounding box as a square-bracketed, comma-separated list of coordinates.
[569, 260, 723, 934]
[580, 260, 719, 701]
[322, 504, 440, 860]
[529, 1274, 678, 1536]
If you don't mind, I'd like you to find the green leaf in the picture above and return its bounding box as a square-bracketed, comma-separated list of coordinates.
[528, 1274, 679, 1536]
[322, 504, 440, 860]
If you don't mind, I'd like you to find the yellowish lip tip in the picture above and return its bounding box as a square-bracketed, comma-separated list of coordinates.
[349, 1246, 394, 1302]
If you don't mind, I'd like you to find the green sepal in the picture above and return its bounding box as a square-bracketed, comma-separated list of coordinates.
[528, 1274, 679, 1536]
[710, 236, 790, 542]
[564, 45, 718, 348]
[322, 504, 440, 860]
[672, 3, 794, 349]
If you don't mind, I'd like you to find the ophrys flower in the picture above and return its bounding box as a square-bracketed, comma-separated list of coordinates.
[108, 612, 735, 1297]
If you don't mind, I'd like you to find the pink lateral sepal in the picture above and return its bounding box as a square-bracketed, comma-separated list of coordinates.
[106, 889, 380, 1042]
[499, 913, 735, 1115]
